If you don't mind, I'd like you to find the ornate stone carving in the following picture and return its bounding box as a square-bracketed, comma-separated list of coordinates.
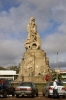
[24, 17, 41, 50]
[17, 17, 50, 82]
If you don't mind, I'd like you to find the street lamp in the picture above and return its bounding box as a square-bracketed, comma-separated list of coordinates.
[56, 52, 58, 80]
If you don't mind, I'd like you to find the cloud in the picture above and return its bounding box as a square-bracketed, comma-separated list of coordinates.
[42, 32, 66, 69]
[42, 33, 66, 53]
[50, 60, 66, 70]
[0, 39, 25, 67]
[0, 0, 66, 69]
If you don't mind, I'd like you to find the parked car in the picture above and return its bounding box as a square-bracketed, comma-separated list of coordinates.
[15, 82, 38, 98]
[0, 79, 15, 97]
[62, 79, 66, 84]
[42, 81, 66, 98]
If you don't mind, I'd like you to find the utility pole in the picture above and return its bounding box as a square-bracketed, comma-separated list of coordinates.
[56, 52, 58, 80]
[22, 58, 24, 81]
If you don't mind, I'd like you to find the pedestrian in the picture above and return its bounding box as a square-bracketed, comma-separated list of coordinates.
[53, 78, 59, 99]
[1, 79, 4, 89]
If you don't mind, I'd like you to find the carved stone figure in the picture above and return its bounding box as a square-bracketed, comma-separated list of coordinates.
[27, 17, 37, 40]
[24, 17, 41, 50]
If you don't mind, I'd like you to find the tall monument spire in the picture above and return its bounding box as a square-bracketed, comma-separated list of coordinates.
[17, 17, 50, 82]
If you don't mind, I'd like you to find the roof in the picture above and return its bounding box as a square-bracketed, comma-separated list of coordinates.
[0, 70, 17, 75]
[60, 70, 66, 73]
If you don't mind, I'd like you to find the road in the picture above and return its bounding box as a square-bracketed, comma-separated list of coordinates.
[0, 95, 66, 100]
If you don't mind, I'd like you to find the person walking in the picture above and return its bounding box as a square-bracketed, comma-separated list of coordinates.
[53, 78, 59, 99]
[1, 79, 4, 89]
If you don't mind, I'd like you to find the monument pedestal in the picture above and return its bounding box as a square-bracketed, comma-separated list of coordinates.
[17, 49, 50, 82]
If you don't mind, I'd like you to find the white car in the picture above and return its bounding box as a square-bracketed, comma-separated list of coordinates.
[42, 81, 66, 98]
[15, 82, 38, 98]
[62, 80, 66, 84]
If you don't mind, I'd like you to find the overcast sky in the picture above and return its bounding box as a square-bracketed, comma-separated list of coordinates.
[0, 0, 66, 70]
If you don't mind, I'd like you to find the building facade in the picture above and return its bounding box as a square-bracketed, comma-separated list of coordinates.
[0, 70, 18, 80]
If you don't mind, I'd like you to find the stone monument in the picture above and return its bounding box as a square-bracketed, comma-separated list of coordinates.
[17, 17, 50, 82]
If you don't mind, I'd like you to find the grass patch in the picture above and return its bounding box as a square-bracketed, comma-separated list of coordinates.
[35, 82, 47, 92]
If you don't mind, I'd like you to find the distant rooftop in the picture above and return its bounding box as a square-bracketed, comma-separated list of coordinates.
[0, 70, 18, 75]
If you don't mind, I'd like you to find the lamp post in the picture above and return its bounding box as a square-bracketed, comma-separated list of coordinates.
[21, 58, 24, 81]
[56, 52, 58, 80]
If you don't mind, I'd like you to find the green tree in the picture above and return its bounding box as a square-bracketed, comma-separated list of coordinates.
[52, 70, 57, 80]
[0, 67, 6, 70]
[6, 65, 19, 74]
